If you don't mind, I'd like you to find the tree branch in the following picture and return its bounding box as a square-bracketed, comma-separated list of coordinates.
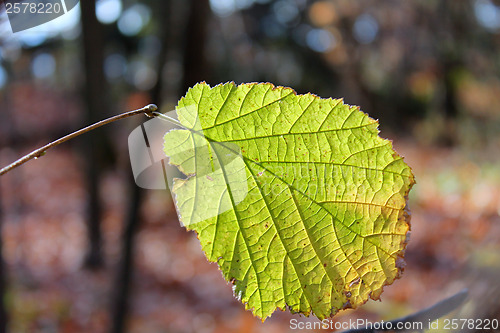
[0, 104, 158, 176]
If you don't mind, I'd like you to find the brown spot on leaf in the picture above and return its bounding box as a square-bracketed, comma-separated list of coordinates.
[349, 278, 361, 287]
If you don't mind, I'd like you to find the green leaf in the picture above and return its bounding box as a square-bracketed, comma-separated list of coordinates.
[163, 82, 415, 320]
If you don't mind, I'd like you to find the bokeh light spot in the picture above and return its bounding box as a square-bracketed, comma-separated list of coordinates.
[235, 0, 254, 10]
[306, 28, 336, 52]
[96, 0, 123, 24]
[209, 0, 236, 17]
[31, 53, 56, 79]
[118, 4, 151, 36]
[0, 65, 7, 89]
[353, 13, 378, 44]
[308, 1, 337, 27]
[127, 60, 157, 91]
[19, 34, 48, 48]
[104, 53, 127, 80]
[273, 0, 299, 25]
[474, 0, 500, 31]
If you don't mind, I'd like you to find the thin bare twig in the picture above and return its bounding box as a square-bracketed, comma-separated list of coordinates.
[0, 104, 158, 176]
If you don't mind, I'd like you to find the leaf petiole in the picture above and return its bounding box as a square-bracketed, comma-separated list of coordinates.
[152, 111, 185, 129]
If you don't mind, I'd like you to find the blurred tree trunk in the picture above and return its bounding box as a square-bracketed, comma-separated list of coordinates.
[0, 188, 8, 333]
[439, 0, 464, 120]
[80, 0, 106, 269]
[109, 180, 142, 333]
[109, 1, 172, 331]
[181, 0, 210, 93]
[436, 0, 471, 145]
[0, 59, 17, 333]
[110, 0, 210, 330]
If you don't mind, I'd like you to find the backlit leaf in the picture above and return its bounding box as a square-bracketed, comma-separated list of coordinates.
[163, 82, 415, 320]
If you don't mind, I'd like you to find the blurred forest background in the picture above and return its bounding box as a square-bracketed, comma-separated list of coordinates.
[0, 0, 500, 332]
